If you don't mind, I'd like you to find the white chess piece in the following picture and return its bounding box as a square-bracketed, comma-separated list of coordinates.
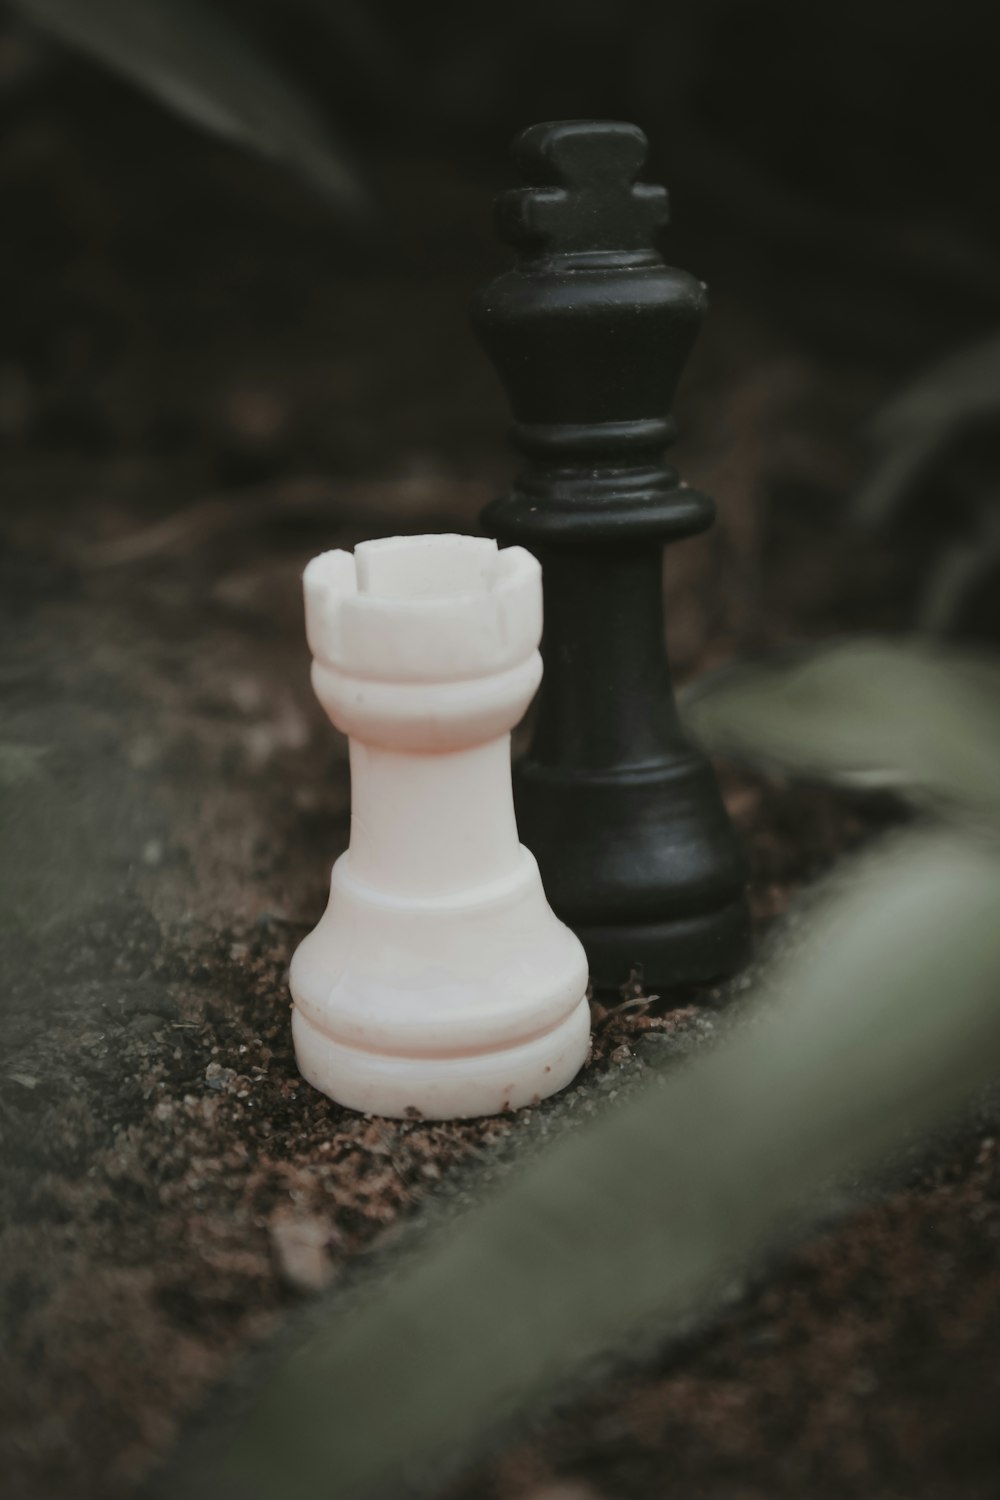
[289, 533, 591, 1119]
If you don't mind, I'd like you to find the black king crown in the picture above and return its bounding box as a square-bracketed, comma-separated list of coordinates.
[473, 120, 751, 989]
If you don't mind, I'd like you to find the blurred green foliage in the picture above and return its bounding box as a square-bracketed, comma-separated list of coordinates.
[683, 639, 1000, 815]
[853, 339, 1000, 636]
[8, 0, 369, 211]
[160, 639, 1000, 1500]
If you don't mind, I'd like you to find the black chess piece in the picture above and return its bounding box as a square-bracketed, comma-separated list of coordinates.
[472, 119, 751, 990]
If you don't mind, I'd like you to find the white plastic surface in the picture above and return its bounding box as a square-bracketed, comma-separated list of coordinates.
[289, 534, 591, 1119]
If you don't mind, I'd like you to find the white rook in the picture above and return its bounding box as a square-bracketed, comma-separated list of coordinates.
[290, 533, 591, 1119]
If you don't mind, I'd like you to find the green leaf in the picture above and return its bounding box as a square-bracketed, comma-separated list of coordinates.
[162, 827, 1000, 1500]
[11, 0, 368, 212]
[0, 742, 49, 788]
[681, 638, 1000, 819]
[854, 334, 1000, 528]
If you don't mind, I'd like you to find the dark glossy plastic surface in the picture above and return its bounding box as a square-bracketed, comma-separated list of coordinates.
[473, 120, 751, 990]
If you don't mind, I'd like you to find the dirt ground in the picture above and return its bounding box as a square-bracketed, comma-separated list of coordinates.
[2, 66, 999, 1500]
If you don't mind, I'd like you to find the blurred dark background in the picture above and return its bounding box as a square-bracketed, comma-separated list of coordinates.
[3, 0, 999, 644]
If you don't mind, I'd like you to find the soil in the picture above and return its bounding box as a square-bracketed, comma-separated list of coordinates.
[2, 60, 999, 1500]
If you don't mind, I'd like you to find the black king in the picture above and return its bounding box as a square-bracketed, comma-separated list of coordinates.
[473, 119, 751, 989]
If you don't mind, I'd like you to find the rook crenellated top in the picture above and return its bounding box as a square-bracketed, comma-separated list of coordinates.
[304, 535, 542, 685]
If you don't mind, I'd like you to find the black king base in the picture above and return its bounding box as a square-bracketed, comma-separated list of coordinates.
[473, 119, 751, 990]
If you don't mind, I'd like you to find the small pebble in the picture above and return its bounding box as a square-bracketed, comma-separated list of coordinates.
[205, 1062, 238, 1092]
[269, 1212, 335, 1295]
